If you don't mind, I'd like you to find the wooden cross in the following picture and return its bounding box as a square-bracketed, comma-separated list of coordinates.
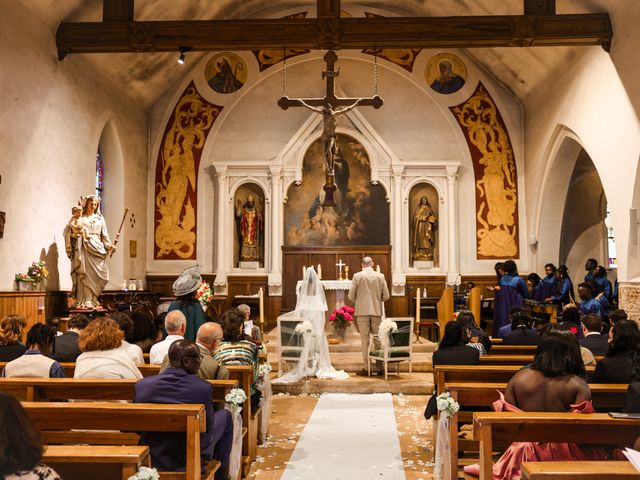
[336, 258, 346, 280]
[278, 50, 383, 207]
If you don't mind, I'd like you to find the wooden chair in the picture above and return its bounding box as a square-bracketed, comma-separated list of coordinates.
[367, 317, 414, 380]
[23, 402, 217, 480]
[437, 287, 454, 340]
[276, 315, 306, 375]
[43, 445, 151, 480]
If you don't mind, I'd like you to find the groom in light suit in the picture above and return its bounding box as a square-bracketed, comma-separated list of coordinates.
[348, 257, 390, 376]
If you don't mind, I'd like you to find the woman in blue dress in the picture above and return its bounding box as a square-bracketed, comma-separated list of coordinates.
[537, 263, 558, 301]
[493, 260, 528, 337]
[546, 264, 574, 313]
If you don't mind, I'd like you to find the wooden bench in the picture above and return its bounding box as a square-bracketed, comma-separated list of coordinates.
[490, 345, 537, 355]
[0, 377, 237, 403]
[43, 445, 151, 480]
[473, 412, 640, 480]
[23, 402, 218, 480]
[225, 365, 260, 476]
[521, 461, 640, 479]
[479, 355, 604, 365]
[444, 382, 629, 477]
[434, 365, 596, 397]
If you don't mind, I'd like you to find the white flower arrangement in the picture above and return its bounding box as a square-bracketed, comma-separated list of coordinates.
[258, 362, 273, 379]
[436, 391, 460, 418]
[225, 386, 248, 413]
[294, 320, 313, 334]
[378, 319, 398, 336]
[127, 466, 159, 480]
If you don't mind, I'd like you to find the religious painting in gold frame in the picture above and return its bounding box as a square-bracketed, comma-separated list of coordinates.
[426, 53, 467, 95]
[284, 134, 389, 246]
[409, 183, 439, 267]
[450, 82, 520, 259]
[205, 52, 248, 94]
[233, 183, 265, 267]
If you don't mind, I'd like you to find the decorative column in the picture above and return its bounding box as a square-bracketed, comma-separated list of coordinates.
[214, 166, 228, 296]
[268, 166, 283, 296]
[391, 165, 406, 296]
[446, 165, 460, 284]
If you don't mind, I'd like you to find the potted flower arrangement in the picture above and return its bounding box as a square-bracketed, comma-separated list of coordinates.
[14, 273, 35, 291]
[27, 261, 48, 290]
[329, 305, 355, 341]
[195, 279, 213, 311]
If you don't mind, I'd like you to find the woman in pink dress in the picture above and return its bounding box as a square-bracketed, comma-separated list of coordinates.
[465, 330, 610, 479]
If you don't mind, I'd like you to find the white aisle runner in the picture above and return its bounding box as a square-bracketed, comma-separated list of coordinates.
[281, 393, 406, 480]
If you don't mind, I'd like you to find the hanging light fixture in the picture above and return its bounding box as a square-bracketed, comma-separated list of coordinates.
[177, 47, 188, 65]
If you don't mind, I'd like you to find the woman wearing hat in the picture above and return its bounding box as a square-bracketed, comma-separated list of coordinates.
[168, 267, 207, 342]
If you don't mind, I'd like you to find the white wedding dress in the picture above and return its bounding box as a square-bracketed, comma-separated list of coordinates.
[273, 267, 349, 383]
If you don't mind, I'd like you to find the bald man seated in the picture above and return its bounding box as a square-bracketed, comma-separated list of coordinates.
[135, 340, 233, 479]
[160, 322, 229, 381]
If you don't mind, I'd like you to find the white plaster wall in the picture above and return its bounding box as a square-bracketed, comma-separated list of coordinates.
[147, 47, 524, 278]
[526, 47, 640, 281]
[0, 2, 148, 292]
[565, 223, 607, 286]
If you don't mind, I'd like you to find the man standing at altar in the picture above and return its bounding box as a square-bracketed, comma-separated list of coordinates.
[348, 257, 390, 376]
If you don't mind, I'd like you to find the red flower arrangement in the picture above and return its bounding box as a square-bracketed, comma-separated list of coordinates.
[329, 305, 355, 329]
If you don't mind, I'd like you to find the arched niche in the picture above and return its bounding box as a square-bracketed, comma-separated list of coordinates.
[98, 121, 125, 288]
[283, 134, 389, 246]
[233, 182, 266, 268]
[409, 183, 440, 268]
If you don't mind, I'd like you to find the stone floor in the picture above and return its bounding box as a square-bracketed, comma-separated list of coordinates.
[247, 394, 435, 480]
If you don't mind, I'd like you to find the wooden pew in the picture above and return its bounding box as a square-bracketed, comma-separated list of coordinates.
[434, 365, 596, 397]
[490, 345, 537, 355]
[23, 402, 217, 480]
[444, 382, 629, 478]
[43, 445, 151, 480]
[479, 355, 604, 365]
[437, 287, 454, 340]
[225, 365, 259, 476]
[521, 461, 640, 479]
[473, 412, 640, 480]
[0, 377, 236, 403]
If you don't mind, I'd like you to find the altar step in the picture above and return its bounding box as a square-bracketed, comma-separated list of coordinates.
[270, 371, 435, 396]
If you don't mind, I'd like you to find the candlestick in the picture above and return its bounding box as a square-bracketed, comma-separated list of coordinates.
[376, 265, 381, 273]
[318, 264, 322, 279]
[344, 265, 349, 280]
[259, 287, 264, 334]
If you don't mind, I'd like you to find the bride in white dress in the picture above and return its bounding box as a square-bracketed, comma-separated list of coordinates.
[273, 267, 349, 383]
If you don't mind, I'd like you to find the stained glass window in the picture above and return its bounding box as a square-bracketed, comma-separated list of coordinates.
[95, 150, 104, 200]
[606, 206, 617, 268]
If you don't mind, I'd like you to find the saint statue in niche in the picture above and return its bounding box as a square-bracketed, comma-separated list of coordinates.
[412, 196, 438, 261]
[235, 194, 263, 262]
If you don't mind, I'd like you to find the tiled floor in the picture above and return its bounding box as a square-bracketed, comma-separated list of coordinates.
[247, 394, 434, 479]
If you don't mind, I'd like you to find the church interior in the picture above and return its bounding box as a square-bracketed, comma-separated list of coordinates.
[1, 0, 640, 479]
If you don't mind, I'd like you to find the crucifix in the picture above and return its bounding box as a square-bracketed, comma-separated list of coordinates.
[278, 50, 383, 207]
[336, 258, 346, 280]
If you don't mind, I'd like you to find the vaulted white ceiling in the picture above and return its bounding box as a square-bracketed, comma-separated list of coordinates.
[16, 0, 634, 111]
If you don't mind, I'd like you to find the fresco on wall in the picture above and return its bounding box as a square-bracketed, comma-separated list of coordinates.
[450, 82, 520, 259]
[205, 53, 247, 94]
[362, 13, 421, 72]
[252, 12, 310, 71]
[154, 82, 222, 259]
[285, 135, 389, 246]
[426, 53, 467, 95]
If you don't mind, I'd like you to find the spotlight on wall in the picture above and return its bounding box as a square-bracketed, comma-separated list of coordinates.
[177, 47, 188, 65]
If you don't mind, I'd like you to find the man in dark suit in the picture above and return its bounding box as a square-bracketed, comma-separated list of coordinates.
[580, 313, 609, 356]
[52, 314, 89, 362]
[134, 340, 233, 479]
[503, 312, 538, 346]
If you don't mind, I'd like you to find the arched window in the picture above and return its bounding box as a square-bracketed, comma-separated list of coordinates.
[606, 205, 617, 268]
[95, 149, 104, 199]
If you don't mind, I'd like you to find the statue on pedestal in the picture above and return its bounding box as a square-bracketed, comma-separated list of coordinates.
[412, 196, 437, 261]
[235, 194, 263, 262]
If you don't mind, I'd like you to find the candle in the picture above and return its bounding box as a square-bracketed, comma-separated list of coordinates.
[318, 264, 322, 279]
[376, 265, 381, 273]
[259, 287, 264, 333]
[303, 265, 307, 277]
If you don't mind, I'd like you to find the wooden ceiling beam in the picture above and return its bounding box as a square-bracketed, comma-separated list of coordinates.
[56, 13, 612, 60]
